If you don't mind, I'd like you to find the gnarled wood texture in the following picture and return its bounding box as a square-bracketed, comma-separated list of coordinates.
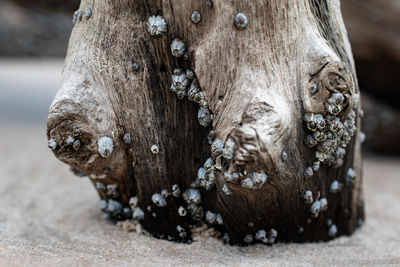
[47, 0, 364, 245]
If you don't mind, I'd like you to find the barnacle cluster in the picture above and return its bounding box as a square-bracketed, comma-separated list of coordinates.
[303, 92, 359, 173]
[249, 228, 278, 245]
[182, 188, 204, 221]
[309, 197, 328, 218]
[100, 199, 132, 221]
[169, 45, 212, 127]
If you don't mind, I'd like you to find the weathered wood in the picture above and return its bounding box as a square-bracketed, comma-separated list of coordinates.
[47, 0, 364, 245]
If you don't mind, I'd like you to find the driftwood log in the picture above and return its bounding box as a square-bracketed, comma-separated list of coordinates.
[47, 0, 364, 245]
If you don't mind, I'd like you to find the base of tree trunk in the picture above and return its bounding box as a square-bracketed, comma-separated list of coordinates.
[47, 0, 364, 245]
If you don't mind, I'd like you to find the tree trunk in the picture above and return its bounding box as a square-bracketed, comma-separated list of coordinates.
[47, 0, 364, 245]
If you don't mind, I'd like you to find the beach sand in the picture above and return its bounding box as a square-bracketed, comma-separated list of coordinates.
[0, 126, 399, 266]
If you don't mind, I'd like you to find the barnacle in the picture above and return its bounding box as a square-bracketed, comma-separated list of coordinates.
[234, 13, 248, 30]
[147, 15, 167, 36]
[97, 136, 114, 158]
[190, 10, 202, 24]
[170, 39, 186, 57]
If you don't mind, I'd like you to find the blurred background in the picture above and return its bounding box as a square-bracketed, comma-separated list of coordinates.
[0, 0, 399, 154]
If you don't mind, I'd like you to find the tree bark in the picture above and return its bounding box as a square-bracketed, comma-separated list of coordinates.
[47, 0, 364, 245]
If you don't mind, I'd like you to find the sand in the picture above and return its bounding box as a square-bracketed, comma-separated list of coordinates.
[0, 126, 398, 266]
[0, 60, 400, 266]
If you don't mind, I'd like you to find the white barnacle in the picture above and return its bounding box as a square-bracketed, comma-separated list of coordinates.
[83, 7, 92, 19]
[223, 233, 230, 244]
[313, 130, 325, 142]
[123, 133, 131, 144]
[96, 182, 106, 190]
[171, 184, 181, 197]
[267, 229, 278, 244]
[353, 93, 360, 110]
[133, 207, 145, 220]
[67, 136, 75, 145]
[97, 167, 110, 179]
[132, 62, 139, 71]
[312, 161, 320, 171]
[329, 180, 342, 194]
[172, 71, 189, 90]
[303, 113, 317, 132]
[304, 190, 313, 204]
[198, 107, 212, 127]
[182, 188, 201, 204]
[152, 193, 167, 207]
[222, 184, 232, 195]
[203, 158, 214, 172]
[161, 189, 169, 198]
[241, 177, 254, 189]
[255, 229, 267, 241]
[71, 139, 80, 151]
[252, 172, 267, 188]
[100, 200, 108, 211]
[224, 172, 239, 183]
[206, 0, 213, 8]
[97, 136, 113, 158]
[310, 200, 321, 218]
[106, 184, 119, 198]
[129, 196, 138, 209]
[315, 114, 326, 130]
[304, 167, 313, 178]
[306, 134, 318, 148]
[197, 167, 207, 183]
[48, 139, 57, 150]
[191, 10, 202, 24]
[176, 225, 187, 238]
[151, 144, 159, 154]
[346, 168, 357, 185]
[72, 10, 82, 25]
[281, 151, 288, 162]
[319, 198, 328, 211]
[328, 224, 338, 237]
[178, 206, 187, 216]
[106, 199, 122, 214]
[216, 213, 224, 225]
[205, 210, 217, 224]
[234, 13, 248, 30]
[310, 82, 318, 94]
[243, 234, 253, 244]
[187, 81, 201, 102]
[185, 69, 194, 80]
[334, 147, 346, 159]
[359, 132, 366, 143]
[147, 15, 167, 36]
[223, 138, 235, 160]
[170, 38, 186, 57]
[211, 138, 224, 158]
[325, 93, 345, 115]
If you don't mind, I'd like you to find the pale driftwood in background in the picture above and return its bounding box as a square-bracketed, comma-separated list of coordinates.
[47, 0, 364, 245]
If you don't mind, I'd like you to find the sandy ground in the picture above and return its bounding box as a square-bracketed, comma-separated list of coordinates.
[0, 60, 400, 266]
